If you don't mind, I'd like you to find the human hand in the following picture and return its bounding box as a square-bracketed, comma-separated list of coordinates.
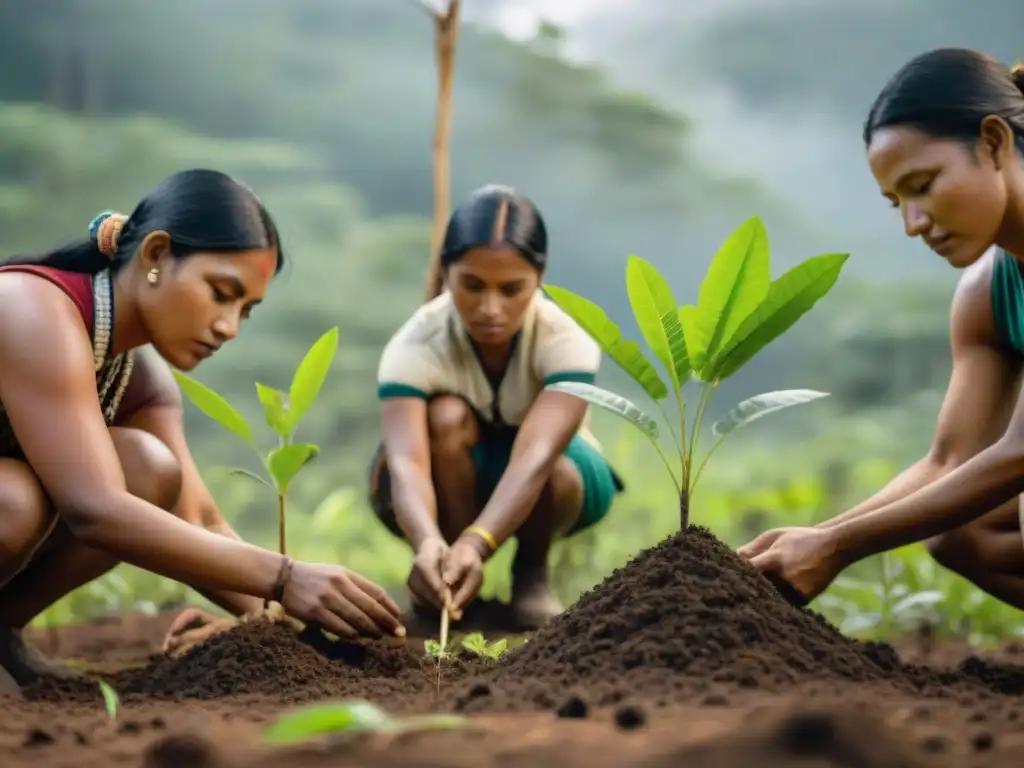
[281, 561, 406, 639]
[161, 607, 238, 658]
[407, 537, 450, 613]
[442, 539, 485, 620]
[746, 526, 847, 604]
[737, 526, 808, 560]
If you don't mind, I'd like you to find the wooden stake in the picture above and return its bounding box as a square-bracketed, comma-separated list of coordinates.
[423, 0, 462, 302]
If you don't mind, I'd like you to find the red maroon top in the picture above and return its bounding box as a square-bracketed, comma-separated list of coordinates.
[0, 264, 132, 459]
[0, 264, 95, 333]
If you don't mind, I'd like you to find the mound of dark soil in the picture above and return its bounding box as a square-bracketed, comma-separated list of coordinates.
[25, 621, 485, 708]
[447, 526, 1024, 714]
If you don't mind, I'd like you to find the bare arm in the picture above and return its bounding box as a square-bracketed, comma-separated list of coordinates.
[118, 352, 263, 616]
[827, 259, 1024, 559]
[820, 256, 1020, 530]
[0, 276, 285, 600]
[466, 390, 588, 552]
[380, 398, 443, 550]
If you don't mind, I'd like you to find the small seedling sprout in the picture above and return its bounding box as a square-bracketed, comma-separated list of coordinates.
[173, 327, 339, 558]
[460, 631, 508, 660]
[97, 678, 119, 720]
[543, 217, 849, 527]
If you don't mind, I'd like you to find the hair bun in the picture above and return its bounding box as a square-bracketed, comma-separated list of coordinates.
[88, 211, 128, 258]
[1012, 63, 1024, 96]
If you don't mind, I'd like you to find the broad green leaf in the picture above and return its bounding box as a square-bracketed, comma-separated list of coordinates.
[267, 443, 320, 495]
[226, 467, 274, 490]
[255, 383, 290, 437]
[546, 381, 659, 440]
[543, 284, 667, 401]
[678, 306, 703, 379]
[711, 389, 830, 437]
[97, 679, 119, 720]
[624, 255, 690, 387]
[263, 700, 394, 744]
[687, 217, 771, 373]
[712, 253, 849, 380]
[172, 371, 253, 445]
[287, 327, 339, 432]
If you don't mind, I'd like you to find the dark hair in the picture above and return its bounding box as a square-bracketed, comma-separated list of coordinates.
[2, 168, 285, 276]
[863, 49, 1024, 157]
[423, 184, 547, 300]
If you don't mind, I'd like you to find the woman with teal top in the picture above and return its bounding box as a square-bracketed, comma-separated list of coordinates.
[741, 49, 1024, 607]
[368, 184, 624, 629]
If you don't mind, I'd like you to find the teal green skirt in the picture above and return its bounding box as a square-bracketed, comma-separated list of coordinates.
[368, 413, 623, 540]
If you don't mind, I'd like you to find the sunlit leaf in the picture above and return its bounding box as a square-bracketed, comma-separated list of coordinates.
[543, 284, 667, 400]
[546, 381, 658, 439]
[711, 389, 830, 437]
[624, 255, 690, 386]
[712, 252, 849, 380]
[287, 327, 339, 432]
[685, 216, 771, 374]
[172, 371, 253, 445]
[263, 700, 394, 744]
[267, 443, 320, 495]
[97, 679, 119, 720]
[255, 383, 290, 437]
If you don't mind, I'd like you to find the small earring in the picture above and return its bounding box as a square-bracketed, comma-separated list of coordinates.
[147, 268, 159, 285]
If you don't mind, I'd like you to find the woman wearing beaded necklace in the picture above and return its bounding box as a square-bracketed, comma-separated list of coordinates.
[0, 169, 403, 693]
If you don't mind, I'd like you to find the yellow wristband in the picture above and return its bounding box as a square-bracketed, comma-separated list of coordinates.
[464, 525, 498, 552]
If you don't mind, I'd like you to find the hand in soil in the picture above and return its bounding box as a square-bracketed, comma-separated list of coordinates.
[746, 526, 845, 603]
[737, 527, 806, 560]
[442, 541, 484, 620]
[161, 608, 240, 658]
[282, 562, 406, 639]
[408, 537, 450, 612]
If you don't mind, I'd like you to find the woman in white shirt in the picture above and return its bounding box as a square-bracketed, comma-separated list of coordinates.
[368, 184, 623, 629]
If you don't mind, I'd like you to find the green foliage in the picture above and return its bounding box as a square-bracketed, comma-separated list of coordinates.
[263, 699, 465, 744]
[544, 216, 848, 523]
[173, 327, 339, 553]
[461, 632, 509, 660]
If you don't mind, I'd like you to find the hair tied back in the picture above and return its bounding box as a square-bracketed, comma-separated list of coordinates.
[88, 211, 128, 259]
[1012, 62, 1024, 97]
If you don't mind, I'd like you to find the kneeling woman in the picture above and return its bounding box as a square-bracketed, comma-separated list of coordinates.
[0, 169, 403, 692]
[369, 184, 623, 628]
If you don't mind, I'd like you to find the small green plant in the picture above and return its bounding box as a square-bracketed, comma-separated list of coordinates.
[460, 631, 508, 660]
[263, 699, 465, 745]
[543, 216, 848, 527]
[172, 327, 339, 556]
[97, 678, 119, 720]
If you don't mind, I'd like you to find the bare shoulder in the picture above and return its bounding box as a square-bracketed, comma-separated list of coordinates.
[949, 247, 1001, 346]
[0, 272, 90, 355]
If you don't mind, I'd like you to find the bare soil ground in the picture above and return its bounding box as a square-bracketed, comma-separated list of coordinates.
[6, 526, 1024, 767]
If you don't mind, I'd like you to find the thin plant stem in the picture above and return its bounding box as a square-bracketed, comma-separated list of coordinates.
[278, 494, 286, 556]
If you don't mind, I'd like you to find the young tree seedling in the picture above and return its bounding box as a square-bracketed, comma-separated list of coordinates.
[173, 327, 339, 558]
[543, 216, 849, 527]
[461, 631, 508, 660]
